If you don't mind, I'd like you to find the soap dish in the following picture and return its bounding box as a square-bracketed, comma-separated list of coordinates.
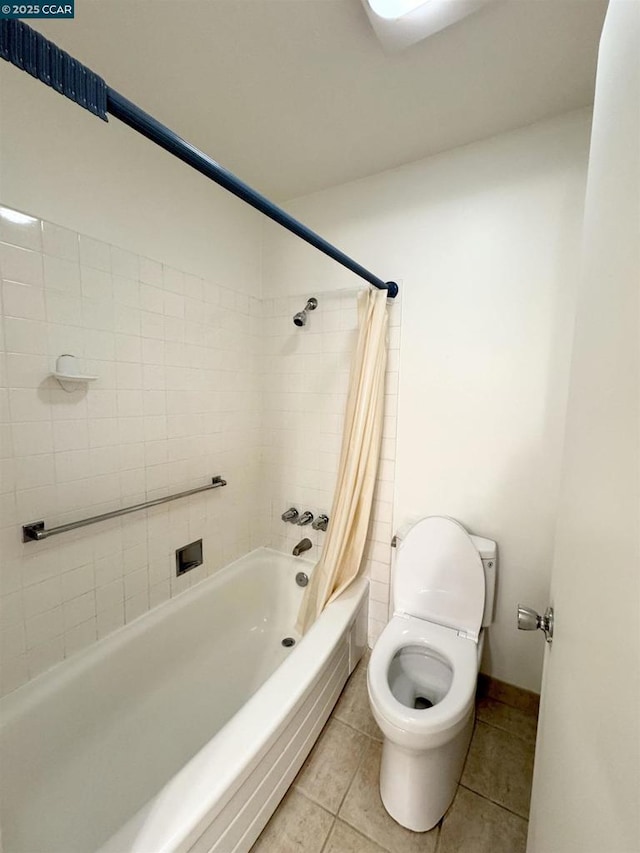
[51, 354, 98, 392]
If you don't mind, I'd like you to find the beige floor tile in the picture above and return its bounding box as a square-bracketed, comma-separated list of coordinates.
[250, 789, 333, 853]
[339, 740, 439, 853]
[438, 786, 528, 853]
[476, 696, 538, 746]
[323, 820, 388, 853]
[332, 657, 383, 741]
[294, 718, 369, 813]
[461, 720, 534, 818]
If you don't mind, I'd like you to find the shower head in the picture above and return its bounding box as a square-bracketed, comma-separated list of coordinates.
[293, 297, 318, 327]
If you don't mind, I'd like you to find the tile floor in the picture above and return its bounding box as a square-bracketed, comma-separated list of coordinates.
[251, 653, 538, 853]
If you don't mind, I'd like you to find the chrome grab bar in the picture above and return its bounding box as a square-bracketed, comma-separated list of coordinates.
[22, 476, 227, 542]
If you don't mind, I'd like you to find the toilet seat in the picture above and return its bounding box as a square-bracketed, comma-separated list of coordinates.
[368, 615, 479, 750]
[394, 516, 485, 641]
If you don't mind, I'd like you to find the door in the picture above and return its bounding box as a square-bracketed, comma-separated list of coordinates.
[526, 2, 640, 852]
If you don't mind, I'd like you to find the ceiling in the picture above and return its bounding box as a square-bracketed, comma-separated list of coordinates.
[37, 0, 607, 200]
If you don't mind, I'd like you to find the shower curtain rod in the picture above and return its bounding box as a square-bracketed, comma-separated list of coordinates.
[0, 20, 398, 299]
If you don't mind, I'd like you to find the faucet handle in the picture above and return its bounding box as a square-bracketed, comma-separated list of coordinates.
[297, 511, 314, 526]
[312, 514, 329, 532]
[281, 507, 299, 523]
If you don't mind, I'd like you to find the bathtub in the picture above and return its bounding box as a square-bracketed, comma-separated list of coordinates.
[0, 548, 369, 853]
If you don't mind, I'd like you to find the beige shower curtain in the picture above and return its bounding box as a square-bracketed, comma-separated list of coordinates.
[296, 286, 389, 635]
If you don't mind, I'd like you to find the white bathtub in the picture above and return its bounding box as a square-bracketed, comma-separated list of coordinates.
[0, 548, 369, 853]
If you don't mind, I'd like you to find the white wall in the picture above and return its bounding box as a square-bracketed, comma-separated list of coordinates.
[528, 1, 640, 848]
[266, 110, 592, 691]
[0, 63, 262, 291]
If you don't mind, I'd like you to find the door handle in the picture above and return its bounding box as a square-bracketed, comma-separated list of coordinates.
[517, 605, 554, 644]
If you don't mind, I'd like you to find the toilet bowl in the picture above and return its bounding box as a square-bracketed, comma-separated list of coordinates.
[367, 516, 497, 832]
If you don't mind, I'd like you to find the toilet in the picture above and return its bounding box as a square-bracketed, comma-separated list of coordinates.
[367, 515, 497, 832]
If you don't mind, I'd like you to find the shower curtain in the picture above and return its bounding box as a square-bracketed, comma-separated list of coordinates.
[296, 286, 389, 635]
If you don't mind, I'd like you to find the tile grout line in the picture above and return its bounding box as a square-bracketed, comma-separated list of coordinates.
[331, 713, 382, 743]
[332, 728, 373, 816]
[325, 717, 392, 852]
[324, 679, 398, 852]
[332, 740, 411, 853]
[287, 789, 336, 853]
[297, 708, 379, 821]
[317, 814, 336, 853]
[458, 782, 531, 822]
[433, 816, 444, 853]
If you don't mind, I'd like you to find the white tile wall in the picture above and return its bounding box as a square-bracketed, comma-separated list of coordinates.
[261, 288, 401, 648]
[0, 205, 264, 696]
[0, 203, 401, 696]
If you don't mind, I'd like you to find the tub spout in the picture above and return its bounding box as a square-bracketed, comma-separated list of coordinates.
[293, 538, 312, 557]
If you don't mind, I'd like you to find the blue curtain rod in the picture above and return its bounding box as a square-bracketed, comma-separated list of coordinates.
[0, 20, 398, 298]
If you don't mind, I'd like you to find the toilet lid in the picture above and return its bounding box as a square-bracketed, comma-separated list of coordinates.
[393, 516, 485, 640]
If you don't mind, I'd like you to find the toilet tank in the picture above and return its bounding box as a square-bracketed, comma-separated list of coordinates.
[469, 534, 497, 627]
